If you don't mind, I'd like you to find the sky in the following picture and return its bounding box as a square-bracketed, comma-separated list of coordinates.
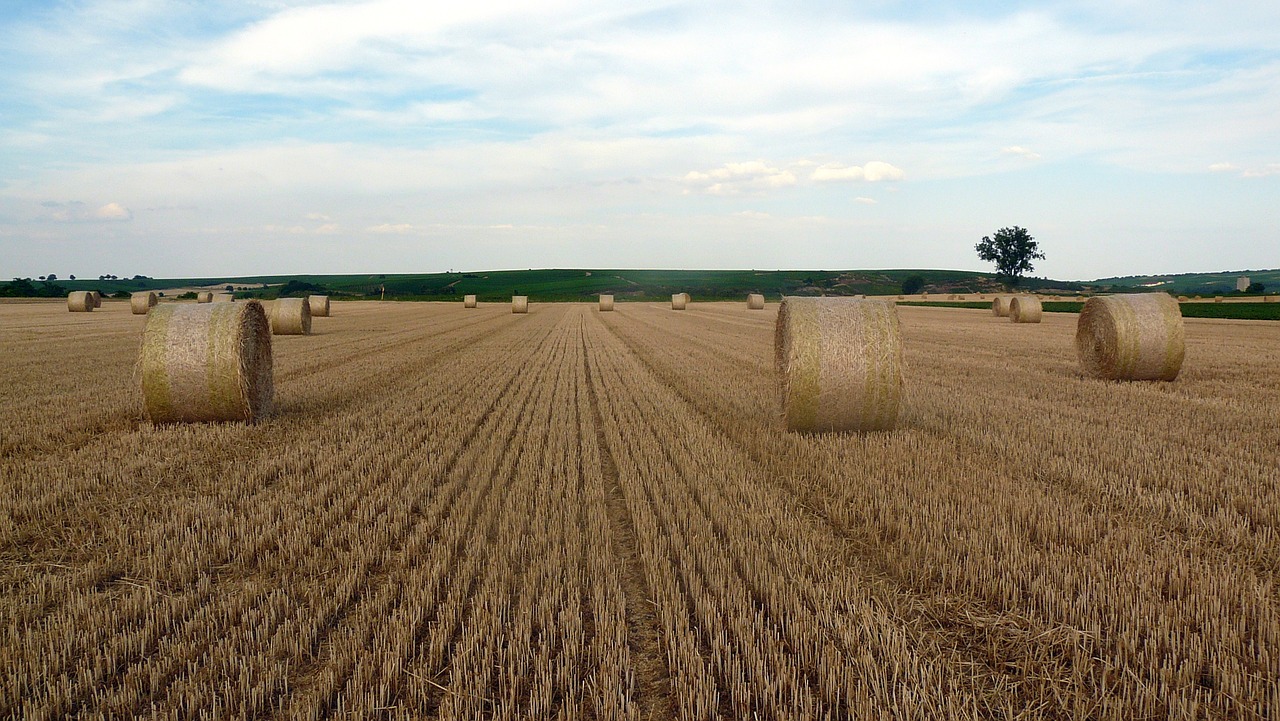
[1, 0, 1277, 281]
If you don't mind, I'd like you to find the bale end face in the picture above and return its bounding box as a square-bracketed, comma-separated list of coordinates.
[140, 300, 274, 423]
[599, 294, 614, 311]
[775, 296, 903, 433]
[67, 291, 95, 312]
[1076, 293, 1184, 381]
[269, 298, 312, 335]
[1009, 296, 1043, 323]
[512, 296, 528, 314]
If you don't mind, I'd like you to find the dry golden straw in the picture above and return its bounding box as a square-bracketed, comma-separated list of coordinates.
[512, 296, 528, 314]
[1267, 295, 1278, 303]
[140, 300, 273, 423]
[131, 291, 158, 315]
[1214, 296, 1223, 303]
[67, 291, 94, 312]
[599, 294, 614, 311]
[90, 291, 102, 308]
[197, 292, 213, 303]
[1178, 296, 1188, 302]
[269, 298, 312, 335]
[991, 296, 1012, 317]
[464, 294, 477, 308]
[1076, 293, 1184, 381]
[747, 293, 765, 310]
[308, 295, 330, 317]
[1009, 296, 1043, 323]
[775, 297, 903, 432]
[671, 293, 688, 310]
[215, 294, 233, 302]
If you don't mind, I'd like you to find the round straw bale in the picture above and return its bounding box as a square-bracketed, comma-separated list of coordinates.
[747, 293, 765, 310]
[269, 297, 311, 335]
[1177, 295, 1188, 302]
[197, 292, 213, 303]
[1009, 295, 1043, 323]
[671, 293, 687, 310]
[775, 297, 902, 432]
[1214, 296, 1223, 303]
[90, 291, 102, 308]
[215, 294, 234, 302]
[512, 296, 528, 314]
[991, 296, 1012, 317]
[1076, 293, 1184, 381]
[67, 291, 95, 312]
[464, 294, 477, 308]
[140, 300, 273, 423]
[599, 294, 614, 311]
[131, 291, 158, 315]
[308, 295, 330, 317]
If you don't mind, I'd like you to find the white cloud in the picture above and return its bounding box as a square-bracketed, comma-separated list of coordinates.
[812, 161, 903, 182]
[1002, 146, 1042, 160]
[314, 223, 340, 234]
[38, 201, 133, 222]
[1241, 164, 1280, 178]
[367, 223, 415, 234]
[683, 161, 797, 195]
[854, 197, 878, 205]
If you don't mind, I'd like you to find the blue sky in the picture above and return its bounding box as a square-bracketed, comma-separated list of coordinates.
[1, 0, 1277, 281]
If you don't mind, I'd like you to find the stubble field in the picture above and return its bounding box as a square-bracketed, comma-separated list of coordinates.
[1, 299, 1277, 720]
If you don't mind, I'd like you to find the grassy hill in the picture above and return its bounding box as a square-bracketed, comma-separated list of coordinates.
[1096, 269, 1279, 295]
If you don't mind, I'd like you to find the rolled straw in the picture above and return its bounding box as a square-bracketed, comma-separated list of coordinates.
[140, 300, 273, 422]
[90, 291, 102, 308]
[599, 294, 614, 311]
[775, 297, 903, 432]
[1009, 296, 1043, 323]
[308, 295, 330, 317]
[131, 291, 158, 315]
[269, 297, 311, 335]
[991, 296, 1012, 317]
[67, 291, 94, 312]
[747, 293, 765, 310]
[1076, 293, 1184, 381]
[512, 296, 528, 314]
[464, 294, 477, 308]
[671, 293, 687, 310]
[197, 292, 213, 303]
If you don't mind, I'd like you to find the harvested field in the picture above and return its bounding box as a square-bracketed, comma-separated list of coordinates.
[1, 299, 1278, 720]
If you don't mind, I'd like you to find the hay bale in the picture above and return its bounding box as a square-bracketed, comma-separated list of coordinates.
[140, 300, 273, 423]
[215, 294, 234, 302]
[308, 295, 330, 317]
[775, 297, 902, 432]
[992, 296, 1012, 317]
[1076, 293, 1184, 381]
[672, 293, 687, 310]
[197, 292, 213, 303]
[1214, 296, 1223, 303]
[599, 294, 614, 311]
[464, 294, 477, 308]
[747, 293, 765, 310]
[90, 291, 102, 308]
[269, 297, 311, 335]
[1177, 296, 1188, 302]
[1009, 296, 1043, 323]
[512, 296, 528, 314]
[131, 291, 158, 315]
[67, 291, 95, 312]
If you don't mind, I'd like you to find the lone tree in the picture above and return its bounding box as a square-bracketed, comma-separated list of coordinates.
[975, 226, 1044, 288]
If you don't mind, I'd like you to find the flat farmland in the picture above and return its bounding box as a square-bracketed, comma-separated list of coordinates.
[1, 300, 1277, 720]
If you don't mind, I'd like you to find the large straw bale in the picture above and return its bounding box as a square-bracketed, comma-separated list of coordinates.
[1076, 293, 1184, 381]
[197, 292, 213, 303]
[991, 296, 1013, 317]
[464, 294, 477, 308]
[512, 296, 528, 314]
[1009, 296, 1043, 323]
[775, 297, 902, 432]
[131, 291, 158, 315]
[90, 291, 102, 308]
[269, 297, 312, 335]
[747, 293, 765, 310]
[140, 301, 273, 423]
[67, 291, 94, 312]
[599, 294, 614, 311]
[308, 295, 330, 317]
[672, 293, 687, 310]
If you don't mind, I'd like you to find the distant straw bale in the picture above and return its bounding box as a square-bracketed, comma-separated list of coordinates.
[269, 298, 311, 335]
[1009, 296, 1043, 323]
[992, 297, 1012, 317]
[512, 296, 528, 314]
[197, 292, 213, 303]
[67, 291, 94, 312]
[131, 291, 158, 315]
[599, 294, 614, 311]
[747, 293, 765, 310]
[90, 291, 102, 308]
[1214, 296, 1223, 303]
[308, 295, 330, 317]
[140, 300, 273, 423]
[775, 297, 902, 432]
[1076, 293, 1184, 381]
[672, 293, 687, 310]
[464, 294, 477, 308]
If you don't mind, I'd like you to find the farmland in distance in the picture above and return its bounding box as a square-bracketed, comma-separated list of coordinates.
[1, 299, 1277, 719]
